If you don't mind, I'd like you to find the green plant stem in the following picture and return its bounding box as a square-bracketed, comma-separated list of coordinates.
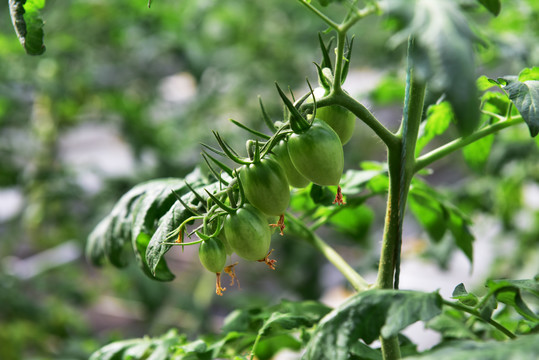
[443, 300, 517, 339]
[375, 40, 426, 360]
[297, 0, 340, 29]
[333, 31, 347, 92]
[286, 213, 370, 292]
[333, 91, 399, 149]
[414, 116, 524, 172]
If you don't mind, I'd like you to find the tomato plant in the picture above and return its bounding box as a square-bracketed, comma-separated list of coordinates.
[9, 0, 539, 359]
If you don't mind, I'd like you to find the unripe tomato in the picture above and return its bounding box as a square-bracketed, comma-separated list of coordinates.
[224, 205, 271, 261]
[307, 87, 356, 145]
[239, 158, 290, 216]
[198, 237, 227, 273]
[287, 119, 344, 186]
[316, 105, 356, 145]
[271, 140, 310, 188]
[219, 231, 234, 256]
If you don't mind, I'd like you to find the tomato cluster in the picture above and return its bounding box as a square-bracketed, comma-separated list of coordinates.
[170, 37, 356, 296]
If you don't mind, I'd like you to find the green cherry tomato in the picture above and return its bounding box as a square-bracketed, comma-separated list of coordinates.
[239, 157, 290, 216]
[271, 140, 310, 188]
[315, 105, 356, 145]
[198, 237, 227, 273]
[287, 119, 344, 186]
[307, 87, 356, 145]
[224, 205, 271, 261]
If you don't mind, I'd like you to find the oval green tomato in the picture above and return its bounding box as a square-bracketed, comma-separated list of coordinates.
[271, 140, 310, 188]
[224, 205, 271, 261]
[287, 119, 344, 186]
[307, 87, 356, 145]
[239, 157, 290, 216]
[315, 105, 356, 145]
[198, 238, 227, 273]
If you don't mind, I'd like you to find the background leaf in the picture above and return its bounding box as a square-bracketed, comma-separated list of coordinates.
[415, 101, 453, 156]
[502, 79, 539, 136]
[403, 333, 539, 360]
[86, 168, 212, 281]
[477, 0, 501, 17]
[303, 290, 442, 360]
[9, 0, 46, 55]
[462, 134, 495, 172]
[383, 0, 481, 135]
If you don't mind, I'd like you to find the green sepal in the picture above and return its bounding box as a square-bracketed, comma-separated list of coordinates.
[201, 151, 234, 178]
[318, 33, 333, 70]
[341, 36, 354, 85]
[230, 118, 271, 139]
[205, 189, 236, 215]
[259, 96, 278, 132]
[315, 62, 332, 91]
[171, 188, 203, 216]
[212, 131, 250, 165]
[276, 82, 311, 133]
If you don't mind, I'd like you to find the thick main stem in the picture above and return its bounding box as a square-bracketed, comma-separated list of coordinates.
[376, 38, 426, 360]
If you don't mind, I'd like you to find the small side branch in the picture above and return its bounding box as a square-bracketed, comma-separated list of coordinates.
[287, 213, 370, 292]
[414, 116, 524, 173]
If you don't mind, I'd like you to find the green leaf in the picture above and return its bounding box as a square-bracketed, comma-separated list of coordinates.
[451, 283, 479, 307]
[426, 309, 479, 340]
[223, 300, 331, 334]
[486, 279, 539, 322]
[462, 134, 495, 172]
[340, 168, 387, 195]
[477, 0, 501, 16]
[481, 91, 510, 116]
[146, 177, 216, 278]
[370, 74, 406, 105]
[415, 102, 453, 156]
[328, 205, 374, 240]
[86, 168, 212, 281]
[9, 0, 46, 55]
[447, 211, 474, 264]
[403, 333, 539, 360]
[408, 181, 474, 263]
[303, 290, 443, 359]
[408, 188, 448, 243]
[502, 79, 539, 137]
[89, 329, 186, 360]
[518, 67, 539, 82]
[254, 333, 301, 360]
[384, 0, 480, 135]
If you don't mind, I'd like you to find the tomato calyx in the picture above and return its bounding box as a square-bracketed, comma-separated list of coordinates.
[215, 272, 226, 296]
[269, 214, 286, 235]
[333, 185, 345, 205]
[224, 262, 240, 288]
[257, 249, 277, 270]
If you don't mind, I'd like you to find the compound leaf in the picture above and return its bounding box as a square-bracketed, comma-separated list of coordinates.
[403, 333, 539, 360]
[383, 0, 481, 135]
[86, 168, 212, 281]
[303, 290, 442, 360]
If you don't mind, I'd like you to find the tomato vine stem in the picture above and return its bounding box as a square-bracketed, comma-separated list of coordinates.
[286, 212, 370, 292]
[414, 116, 524, 173]
[443, 300, 517, 339]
